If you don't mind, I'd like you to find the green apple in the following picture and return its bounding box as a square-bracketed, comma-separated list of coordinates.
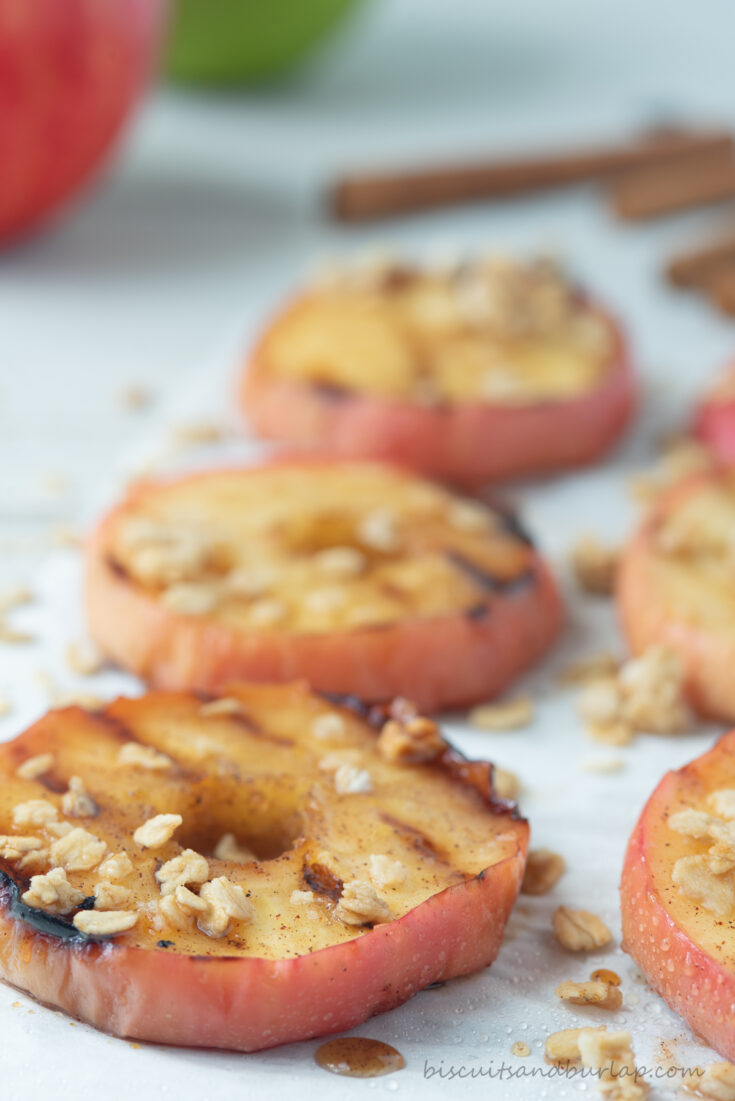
[165, 0, 363, 85]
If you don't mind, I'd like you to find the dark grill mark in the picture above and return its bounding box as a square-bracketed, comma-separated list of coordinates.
[379, 813, 451, 867]
[465, 603, 490, 621]
[311, 379, 352, 402]
[105, 555, 130, 582]
[195, 693, 295, 747]
[445, 550, 535, 597]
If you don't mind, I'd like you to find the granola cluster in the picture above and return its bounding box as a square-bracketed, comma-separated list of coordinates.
[668, 791, 735, 916]
[577, 644, 691, 744]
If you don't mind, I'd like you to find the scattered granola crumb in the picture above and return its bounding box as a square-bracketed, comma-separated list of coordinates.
[553, 906, 612, 951]
[94, 881, 133, 910]
[50, 827, 106, 872]
[0, 585, 33, 614]
[357, 507, 400, 552]
[73, 910, 138, 937]
[545, 1027, 605, 1068]
[118, 385, 152, 411]
[312, 546, 366, 578]
[98, 852, 134, 881]
[686, 1062, 735, 1099]
[709, 790, 735, 820]
[61, 776, 98, 818]
[577, 644, 691, 743]
[21, 867, 85, 914]
[447, 499, 494, 532]
[51, 525, 82, 549]
[521, 849, 566, 895]
[161, 582, 220, 616]
[0, 622, 33, 645]
[133, 813, 182, 849]
[555, 979, 623, 1010]
[570, 535, 619, 596]
[65, 638, 105, 677]
[336, 879, 391, 925]
[0, 693, 10, 718]
[619, 645, 691, 734]
[577, 1029, 648, 1098]
[213, 833, 255, 863]
[155, 849, 209, 896]
[13, 799, 58, 829]
[581, 755, 625, 774]
[311, 712, 347, 741]
[334, 763, 373, 795]
[199, 697, 244, 718]
[39, 472, 68, 496]
[493, 766, 520, 800]
[290, 889, 315, 906]
[248, 598, 286, 628]
[15, 753, 54, 780]
[171, 421, 224, 447]
[368, 854, 407, 890]
[197, 876, 255, 938]
[0, 835, 44, 861]
[469, 696, 534, 732]
[117, 743, 172, 771]
[511, 1041, 531, 1057]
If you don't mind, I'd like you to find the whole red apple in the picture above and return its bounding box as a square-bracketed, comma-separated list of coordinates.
[0, 0, 166, 243]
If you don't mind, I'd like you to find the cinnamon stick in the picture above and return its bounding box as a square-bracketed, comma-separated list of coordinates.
[332, 128, 735, 222]
[612, 152, 735, 220]
[666, 230, 735, 288]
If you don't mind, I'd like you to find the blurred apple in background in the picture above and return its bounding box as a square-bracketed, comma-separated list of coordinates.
[165, 0, 361, 84]
[0, 0, 167, 244]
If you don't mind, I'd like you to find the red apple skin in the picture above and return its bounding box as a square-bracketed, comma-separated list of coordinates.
[0, 0, 165, 243]
[620, 732, 735, 1063]
[241, 311, 636, 487]
[0, 776, 527, 1051]
[694, 363, 735, 463]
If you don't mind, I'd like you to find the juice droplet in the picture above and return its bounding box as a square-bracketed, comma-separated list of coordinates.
[315, 1038, 405, 1078]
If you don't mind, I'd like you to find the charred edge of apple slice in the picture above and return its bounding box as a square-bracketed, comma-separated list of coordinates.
[318, 691, 524, 821]
[0, 870, 96, 946]
[487, 504, 535, 548]
[444, 550, 537, 597]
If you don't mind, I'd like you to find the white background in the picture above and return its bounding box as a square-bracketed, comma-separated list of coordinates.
[1, 0, 735, 1097]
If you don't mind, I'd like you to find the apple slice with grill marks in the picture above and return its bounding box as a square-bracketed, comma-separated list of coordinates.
[618, 467, 735, 722]
[85, 460, 562, 712]
[240, 255, 636, 486]
[621, 729, 735, 1062]
[0, 681, 528, 1051]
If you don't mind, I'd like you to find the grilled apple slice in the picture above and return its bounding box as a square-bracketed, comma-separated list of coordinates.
[694, 359, 735, 463]
[85, 460, 561, 711]
[0, 682, 528, 1051]
[621, 729, 735, 1062]
[240, 255, 636, 485]
[618, 467, 735, 721]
